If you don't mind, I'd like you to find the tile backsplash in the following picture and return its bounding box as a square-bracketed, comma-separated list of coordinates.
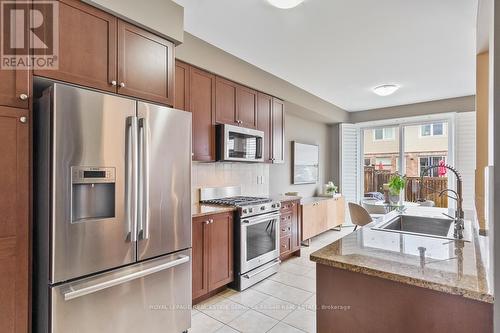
[192, 162, 270, 203]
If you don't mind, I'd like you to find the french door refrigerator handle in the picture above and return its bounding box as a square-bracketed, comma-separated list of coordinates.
[62, 255, 190, 301]
[138, 118, 150, 240]
[126, 116, 139, 242]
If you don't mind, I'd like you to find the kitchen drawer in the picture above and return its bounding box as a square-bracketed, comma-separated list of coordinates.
[281, 200, 298, 213]
[280, 221, 292, 237]
[280, 236, 291, 254]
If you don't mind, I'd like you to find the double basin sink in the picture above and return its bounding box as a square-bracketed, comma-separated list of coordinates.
[372, 214, 470, 242]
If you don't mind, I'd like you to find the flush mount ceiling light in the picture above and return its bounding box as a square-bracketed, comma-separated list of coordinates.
[267, 0, 305, 9]
[372, 84, 400, 96]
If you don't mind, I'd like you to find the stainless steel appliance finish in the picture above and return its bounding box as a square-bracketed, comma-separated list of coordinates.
[200, 186, 241, 201]
[51, 250, 191, 333]
[137, 102, 192, 261]
[372, 214, 471, 242]
[34, 80, 192, 333]
[42, 83, 138, 282]
[199, 186, 281, 290]
[216, 124, 264, 162]
[238, 211, 281, 274]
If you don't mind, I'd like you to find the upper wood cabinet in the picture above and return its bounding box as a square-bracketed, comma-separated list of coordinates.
[0, 69, 30, 109]
[215, 77, 238, 125]
[35, 0, 117, 93]
[192, 212, 233, 302]
[0, 106, 29, 333]
[257, 94, 285, 164]
[174, 60, 190, 111]
[272, 98, 285, 163]
[117, 20, 174, 105]
[190, 67, 216, 161]
[35, 0, 175, 106]
[215, 77, 257, 128]
[257, 93, 273, 162]
[174, 60, 216, 161]
[236, 85, 257, 129]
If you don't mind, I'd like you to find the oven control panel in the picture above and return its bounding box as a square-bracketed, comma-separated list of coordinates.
[240, 201, 281, 218]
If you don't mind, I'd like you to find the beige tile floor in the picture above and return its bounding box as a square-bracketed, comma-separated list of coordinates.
[189, 227, 354, 333]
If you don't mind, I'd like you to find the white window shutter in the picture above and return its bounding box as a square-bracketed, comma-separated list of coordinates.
[340, 123, 360, 225]
[455, 112, 476, 211]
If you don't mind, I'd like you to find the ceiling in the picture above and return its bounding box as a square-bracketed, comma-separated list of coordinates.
[174, 0, 477, 112]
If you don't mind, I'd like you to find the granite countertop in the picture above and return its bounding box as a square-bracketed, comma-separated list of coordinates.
[192, 204, 236, 218]
[310, 207, 494, 303]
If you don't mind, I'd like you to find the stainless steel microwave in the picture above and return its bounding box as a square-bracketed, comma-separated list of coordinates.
[216, 124, 264, 162]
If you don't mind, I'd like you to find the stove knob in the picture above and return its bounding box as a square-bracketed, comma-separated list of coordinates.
[272, 203, 277, 208]
[260, 206, 266, 211]
[249, 208, 253, 213]
[242, 209, 248, 214]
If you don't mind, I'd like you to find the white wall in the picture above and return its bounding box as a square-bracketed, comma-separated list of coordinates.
[268, 113, 333, 197]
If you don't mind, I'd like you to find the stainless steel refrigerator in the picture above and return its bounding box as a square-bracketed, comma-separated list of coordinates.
[33, 80, 192, 333]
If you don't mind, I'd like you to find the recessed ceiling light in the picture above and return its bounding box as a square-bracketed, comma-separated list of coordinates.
[267, 0, 305, 9]
[372, 84, 400, 96]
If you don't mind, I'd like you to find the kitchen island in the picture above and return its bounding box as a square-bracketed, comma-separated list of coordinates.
[310, 207, 493, 333]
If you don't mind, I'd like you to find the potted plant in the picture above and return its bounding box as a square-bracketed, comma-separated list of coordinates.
[388, 174, 406, 205]
[324, 181, 338, 196]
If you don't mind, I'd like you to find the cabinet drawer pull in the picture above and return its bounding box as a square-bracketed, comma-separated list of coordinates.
[19, 116, 27, 124]
[19, 93, 28, 101]
[119, 82, 126, 88]
[110, 80, 117, 86]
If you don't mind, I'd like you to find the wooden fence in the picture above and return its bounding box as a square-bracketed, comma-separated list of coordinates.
[364, 166, 448, 208]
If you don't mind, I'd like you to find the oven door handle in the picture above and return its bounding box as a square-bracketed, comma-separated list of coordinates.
[241, 212, 281, 225]
[243, 259, 281, 279]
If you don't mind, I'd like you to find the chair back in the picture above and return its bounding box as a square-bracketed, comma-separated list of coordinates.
[348, 202, 373, 227]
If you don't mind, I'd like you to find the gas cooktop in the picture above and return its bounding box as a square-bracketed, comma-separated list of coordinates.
[201, 196, 273, 207]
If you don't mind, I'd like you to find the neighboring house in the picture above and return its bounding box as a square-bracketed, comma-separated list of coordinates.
[364, 122, 448, 177]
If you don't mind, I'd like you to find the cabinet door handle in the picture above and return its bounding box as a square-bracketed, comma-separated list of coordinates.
[19, 116, 27, 124]
[110, 80, 117, 86]
[120, 82, 126, 88]
[19, 93, 28, 101]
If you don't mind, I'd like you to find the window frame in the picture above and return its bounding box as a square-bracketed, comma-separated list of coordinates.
[420, 123, 446, 137]
[373, 127, 395, 141]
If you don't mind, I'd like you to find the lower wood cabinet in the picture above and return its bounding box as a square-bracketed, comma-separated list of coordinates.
[301, 197, 345, 241]
[279, 200, 301, 260]
[192, 211, 233, 301]
[0, 106, 29, 333]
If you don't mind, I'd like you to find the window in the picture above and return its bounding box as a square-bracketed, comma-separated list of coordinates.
[419, 156, 446, 177]
[373, 127, 395, 141]
[420, 123, 445, 137]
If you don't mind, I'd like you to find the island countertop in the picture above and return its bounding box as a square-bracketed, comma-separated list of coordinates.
[310, 207, 494, 303]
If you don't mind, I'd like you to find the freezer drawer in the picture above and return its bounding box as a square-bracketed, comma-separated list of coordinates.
[50, 250, 191, 333]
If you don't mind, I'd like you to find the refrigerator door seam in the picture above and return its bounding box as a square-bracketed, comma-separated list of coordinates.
[126, 116, 139, 243]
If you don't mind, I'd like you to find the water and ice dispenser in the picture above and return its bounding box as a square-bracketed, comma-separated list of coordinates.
[71, 167, 116, 223]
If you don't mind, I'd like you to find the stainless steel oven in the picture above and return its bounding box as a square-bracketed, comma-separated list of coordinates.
[239, 211, 280, 283]
[216, 124, 264, 162]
